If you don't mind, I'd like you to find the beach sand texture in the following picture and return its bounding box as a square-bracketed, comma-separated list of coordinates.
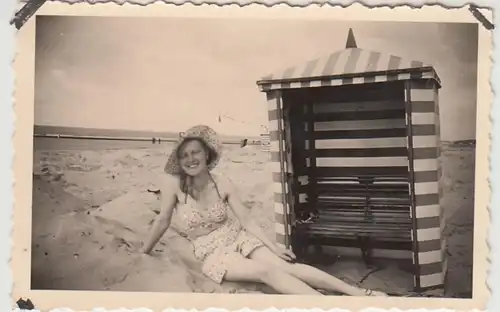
[30, 142, 475, 297]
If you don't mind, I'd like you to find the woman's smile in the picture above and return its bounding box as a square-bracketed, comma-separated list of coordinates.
[178, 139, 209, 176]
[184, 162, 202, 174]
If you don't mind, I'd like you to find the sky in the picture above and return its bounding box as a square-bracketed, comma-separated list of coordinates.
[34, 16, 478, 140]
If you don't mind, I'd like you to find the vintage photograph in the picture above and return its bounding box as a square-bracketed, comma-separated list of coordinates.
[12, 3, 491, 311]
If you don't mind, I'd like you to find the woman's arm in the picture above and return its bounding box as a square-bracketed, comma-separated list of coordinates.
[224, 177, 278, 253]
[141, 174, 178, 254]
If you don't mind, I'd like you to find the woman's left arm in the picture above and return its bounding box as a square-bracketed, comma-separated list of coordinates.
[224, 178, 279, 253]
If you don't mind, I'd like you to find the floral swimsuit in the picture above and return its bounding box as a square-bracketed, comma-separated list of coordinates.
[172, 182, 263, 284]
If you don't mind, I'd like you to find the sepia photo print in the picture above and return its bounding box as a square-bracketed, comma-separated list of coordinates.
[12, 3, 491, 311]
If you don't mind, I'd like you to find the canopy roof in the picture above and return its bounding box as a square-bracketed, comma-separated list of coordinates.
[257, 29, 441, 91]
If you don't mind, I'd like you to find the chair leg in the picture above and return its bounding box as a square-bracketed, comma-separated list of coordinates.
[359, 237, 373, 267]
[294, 244, 307, 262]
[314, 244, 323, 255]
[291, 233, 307, 262]
[310, 243, 340, 266]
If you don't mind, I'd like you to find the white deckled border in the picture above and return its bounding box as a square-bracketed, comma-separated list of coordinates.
[5, 2, 493, 312]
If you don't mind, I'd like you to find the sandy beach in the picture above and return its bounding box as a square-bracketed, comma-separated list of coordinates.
[30, 141, 475, 297]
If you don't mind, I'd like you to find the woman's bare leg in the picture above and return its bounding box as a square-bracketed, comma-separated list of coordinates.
[249, 246, 366, 296]
[222, 255, 323, 295]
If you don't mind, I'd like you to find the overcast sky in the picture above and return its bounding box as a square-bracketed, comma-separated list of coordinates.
[34, 16, 478, 140]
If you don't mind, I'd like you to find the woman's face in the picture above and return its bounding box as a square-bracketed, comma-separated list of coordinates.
[178, 139, 210, 177]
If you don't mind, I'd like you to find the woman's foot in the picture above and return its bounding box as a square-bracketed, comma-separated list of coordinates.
[363, 288, 389, 297]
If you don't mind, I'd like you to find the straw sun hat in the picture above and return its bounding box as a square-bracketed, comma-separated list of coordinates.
[164, 125, 223, 175]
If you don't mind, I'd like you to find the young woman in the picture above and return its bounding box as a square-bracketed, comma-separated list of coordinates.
[140, 125, 387, 296]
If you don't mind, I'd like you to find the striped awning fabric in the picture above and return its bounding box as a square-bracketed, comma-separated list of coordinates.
[257, 48, 441, 91]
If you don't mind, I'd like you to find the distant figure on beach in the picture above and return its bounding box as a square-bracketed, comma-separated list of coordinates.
[240, 138, 248, 148]
[140, 125, 387, 296]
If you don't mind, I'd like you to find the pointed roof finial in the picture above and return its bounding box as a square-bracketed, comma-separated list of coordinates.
[345, 28, 357, 49]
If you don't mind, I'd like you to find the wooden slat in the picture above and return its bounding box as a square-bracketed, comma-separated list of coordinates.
[316, 157, 408, 167]
[311, 109, 405, 122]
[298, 224, 411, 241]
[314, 147, 407, 158]
[313, 166, 409, 177]
[312, 100, 404, 113]
[314, 119, 406, 132]
[313, 128, 407, 140]
[315, 137, 406, 149]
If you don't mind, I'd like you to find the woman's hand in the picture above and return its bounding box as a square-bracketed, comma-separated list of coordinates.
[121, 238, 152, 255]
[136, 241, 154, 255]
[273, 245, 297, 263]
[116, 237, 144, 254]
[131, 248, 160, 269]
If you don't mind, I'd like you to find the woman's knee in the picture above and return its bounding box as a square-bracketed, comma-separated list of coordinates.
[223, 257, 280, 283]
[251, 264, 270, 282]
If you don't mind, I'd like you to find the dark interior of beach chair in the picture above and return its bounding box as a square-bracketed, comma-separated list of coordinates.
[284, 82, 414, 265]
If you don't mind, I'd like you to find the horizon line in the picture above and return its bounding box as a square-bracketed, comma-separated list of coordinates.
[33, 124, 264, 139]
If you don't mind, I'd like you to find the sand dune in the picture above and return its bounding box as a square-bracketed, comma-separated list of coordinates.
[31, 143, 475, 297]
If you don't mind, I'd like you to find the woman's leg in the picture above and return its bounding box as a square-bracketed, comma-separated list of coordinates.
[222, 254, 323, 295]
[249, 246, 366, 296]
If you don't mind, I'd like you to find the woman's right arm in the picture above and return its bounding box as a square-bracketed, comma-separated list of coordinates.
[140, 174, 178, 254]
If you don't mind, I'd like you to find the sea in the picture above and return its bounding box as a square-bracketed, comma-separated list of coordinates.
[33, 125, 259, 151]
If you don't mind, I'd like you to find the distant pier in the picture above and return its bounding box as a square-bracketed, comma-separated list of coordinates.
[34, 133, 177, 143]
[34, 133, 263, 146]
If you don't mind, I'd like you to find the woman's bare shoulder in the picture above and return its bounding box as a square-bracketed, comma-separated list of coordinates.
[157, 173, 181, 191]
[211, 173, 237, 194]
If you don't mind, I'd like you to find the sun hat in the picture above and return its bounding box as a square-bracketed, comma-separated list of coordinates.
[164, 125, 223, 175]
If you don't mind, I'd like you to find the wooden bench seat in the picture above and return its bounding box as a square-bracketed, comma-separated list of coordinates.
[297, 222, 411, 240]
[293, 176, 413, 264]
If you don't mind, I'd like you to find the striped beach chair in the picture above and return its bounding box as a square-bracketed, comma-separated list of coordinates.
[256, 29, 445, 293]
